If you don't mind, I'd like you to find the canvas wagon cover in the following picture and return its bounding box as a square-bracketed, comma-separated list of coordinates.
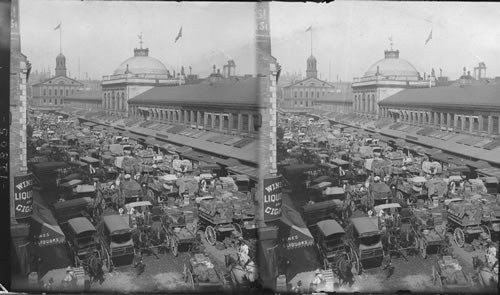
[68, 217, 96, 235]
[317, 219, 344, 236]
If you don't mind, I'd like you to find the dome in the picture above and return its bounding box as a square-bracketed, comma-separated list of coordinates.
[114, 48, 168, 75]
[307, 55, 317, 63]
[364, 50, 419, 78]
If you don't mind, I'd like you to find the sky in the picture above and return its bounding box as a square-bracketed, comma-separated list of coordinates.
[19, 0, 256, 79]
[270, 1, 500, 82]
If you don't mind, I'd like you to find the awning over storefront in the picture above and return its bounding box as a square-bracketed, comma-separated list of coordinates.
[279, 204, 314, 250]
[215, 157, 241, 167]
[176, 146, 194, 154]
[476, 167, 500, 179]
[181, 150, 217, 163]
[226, 164, 259, 181]
[30, 201, 66, 247]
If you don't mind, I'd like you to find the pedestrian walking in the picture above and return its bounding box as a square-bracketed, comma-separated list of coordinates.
[134, 253, 146, 276]
[382, 254, 394, 280]
[291, 280, 302, 293]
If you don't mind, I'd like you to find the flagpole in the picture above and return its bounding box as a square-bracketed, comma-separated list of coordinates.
[60, 24, 62, 54]
[310, 28, 313, 56]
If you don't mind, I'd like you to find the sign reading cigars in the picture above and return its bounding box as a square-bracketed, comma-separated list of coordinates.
[263, 175, 283, 221]
[14, 173, 33, 219]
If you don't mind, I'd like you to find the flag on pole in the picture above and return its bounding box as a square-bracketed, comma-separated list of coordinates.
[425, 29, 433, 45]
[305, 25, 312, 32]
[54, 23, 61, 30]
[175, 26, 183, 43]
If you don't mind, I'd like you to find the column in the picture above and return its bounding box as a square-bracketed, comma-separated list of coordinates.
[238, 113, 243, 132]
[477, 116, 483, 135]
[204, 112, 208, 128]
[440, 112, 445, 128]
[487, 115, 493, 135]
[228, 113, 233, 132]
[197, 111, 202, 128]
[248, 114, 254, 132]
[453, 114, 458, 130]
[219, 114, 224, 131]
[211, 113, 216, 129]
[469, 116, 474, 133]
[433, 112, 437, 126]
[447, 113, 452, 128]
[460, 115, 465, 131]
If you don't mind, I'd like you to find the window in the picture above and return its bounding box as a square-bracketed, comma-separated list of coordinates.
[306, 101, 308, 107]
[294, 92, 297, 98]
[66, 89, 68, 96]
[306, 92, 308, 98]
[60, 89, 63, 96]
[300, 91, 302, 98]
[43, 99, 46, 103]
[317, 92, 319, 98]
[49, 89, 52, 95]
[43, 89, 46, 96]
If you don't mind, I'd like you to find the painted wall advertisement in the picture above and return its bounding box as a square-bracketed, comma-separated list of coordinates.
[14, 173, 33, 219]
[263, 175, 283, 222]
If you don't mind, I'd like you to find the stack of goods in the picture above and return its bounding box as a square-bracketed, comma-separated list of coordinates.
[191, 254, 218, 283]
[448, 200, 483, 225]
[218, 177, 238, 192]
[199, 198, 234, 222]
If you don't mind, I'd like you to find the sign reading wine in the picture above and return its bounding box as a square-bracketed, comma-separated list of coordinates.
[263, 175, 283, 221]
[14, 173, 33, 219]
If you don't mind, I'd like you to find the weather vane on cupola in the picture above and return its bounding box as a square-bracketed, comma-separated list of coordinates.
[138, 32, 143, 49]
[389, 35, 394, 50]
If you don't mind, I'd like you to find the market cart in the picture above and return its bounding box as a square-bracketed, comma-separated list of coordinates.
[431, 255, 474, 291]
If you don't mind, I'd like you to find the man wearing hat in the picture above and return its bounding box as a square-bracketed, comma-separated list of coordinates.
[63, 266, 76, 289]
[238, 238, 250, 267]
[310, 268, 325, 292]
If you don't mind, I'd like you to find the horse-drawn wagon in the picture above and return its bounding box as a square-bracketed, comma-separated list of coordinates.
[197, 196, 238, 245]
[431, 255, 474, 291]
[345, 216, 384, 274]
[411, 208, 448, 259]
[311, 219, 349, 272]
[97, 214, 135, 270]
[162, 207, 199, 257]
[183, 253, 225, 291]
[446, 198, 489, 247]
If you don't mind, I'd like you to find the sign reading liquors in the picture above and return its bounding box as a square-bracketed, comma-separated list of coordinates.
[14, 173, 33, 219]
[263, 176, 283, 221]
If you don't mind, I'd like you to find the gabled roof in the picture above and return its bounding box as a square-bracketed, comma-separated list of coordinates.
[379, 83, 500, 109]
[33, 75, 84, 87]
[284, 77, 333, 89]
[128, 77, 257, 107]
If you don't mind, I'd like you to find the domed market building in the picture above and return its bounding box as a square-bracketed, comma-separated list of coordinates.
[352, 45, 433, 119]
[102, 42, 182, 116]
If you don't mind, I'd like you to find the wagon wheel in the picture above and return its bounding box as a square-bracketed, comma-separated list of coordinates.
[164, 233, 171, 250]
[233, 223, 243, 238]
[431, 265, 437, 285]
[183, 263, 188, 282]
[74, 255, 82, 267]
[396, 191, 404, 204]
[100, 242, 112, 272]
[205, 226, 217, 246]
[147, 189, 155, 202]
[420, 239, 427, 259]
[349, 247, 361, 275]
[171, 239, 179, 257]
[481, 225, 491, 240]
[453, 228, 465, 248]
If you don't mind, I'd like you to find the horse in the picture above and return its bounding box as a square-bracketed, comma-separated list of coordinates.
[224, 253, 258, 290]
[472, 255, 498, 289]
[86, 253, 105, 285]
[334, 256, 354, 287]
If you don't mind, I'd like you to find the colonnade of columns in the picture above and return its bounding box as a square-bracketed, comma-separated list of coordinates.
[380, 107, 500, 135]
[353, 93, 377, 115]
[103, 94, 127, 112]
[129, 105, 258, 133]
